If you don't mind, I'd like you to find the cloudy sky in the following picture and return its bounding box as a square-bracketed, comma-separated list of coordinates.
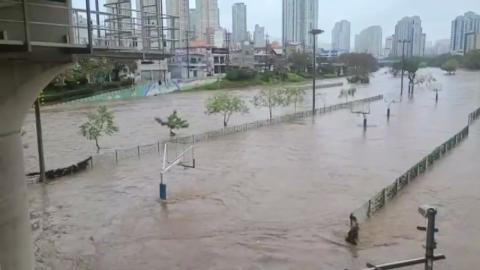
[74, 0, 478, 46]
[209, 0, 478, 45]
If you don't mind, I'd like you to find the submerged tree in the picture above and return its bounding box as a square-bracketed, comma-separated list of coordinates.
[252, 83, 290, 119]
[79, 106, 119, 152]
[286, 87, 306, 112]
[155, 110, 189, 137]
[205, 92, 249, 127]
[441, 59, 458, 74]
[339, 87, 356, 102]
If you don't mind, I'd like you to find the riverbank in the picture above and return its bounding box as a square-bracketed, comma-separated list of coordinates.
[182, 74, 345, 93]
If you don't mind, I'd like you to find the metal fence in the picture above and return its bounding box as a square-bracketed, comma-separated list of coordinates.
[350, 107, 480, 224]
[93, 95, 384, 164]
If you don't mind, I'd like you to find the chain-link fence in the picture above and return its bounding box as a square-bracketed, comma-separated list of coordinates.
[350, 107, 480, 224]
[93, 95, 383, 164]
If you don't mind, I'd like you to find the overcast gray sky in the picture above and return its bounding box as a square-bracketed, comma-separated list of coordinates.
[74, 0, 478, 45]
[209, 0, 478, 44]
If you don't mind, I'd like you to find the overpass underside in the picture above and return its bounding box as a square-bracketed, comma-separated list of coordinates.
[0, 0, 178, 269]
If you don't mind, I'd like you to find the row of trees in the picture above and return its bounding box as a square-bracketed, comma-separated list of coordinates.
[53, 58, 137, 88]
[287, 52, 378, 79]
[79, 84, 357, 151]
[387, 49, 480, 71]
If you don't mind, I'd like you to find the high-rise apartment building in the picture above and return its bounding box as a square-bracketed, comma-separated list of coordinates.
[232, 3, 247, 45]
[195, 0, 220, 43]
[282, 0, 319, 50]
[450, 12, 480, 54]
[136, 0, 164, 50]
[254, 24, 265, 47]
[332, 20, 351, 51]
[166, 0, 190, 47]
[354, 26, 382, 58]
[189, 8, 197, 39]
[392, 16, 425, 57]
[384, 35, 394, 57]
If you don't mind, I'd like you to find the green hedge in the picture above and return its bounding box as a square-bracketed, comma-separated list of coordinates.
[43, 79, 135, 104]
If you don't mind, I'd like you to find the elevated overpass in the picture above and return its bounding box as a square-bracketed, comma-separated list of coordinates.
[0, 1, 178, 269]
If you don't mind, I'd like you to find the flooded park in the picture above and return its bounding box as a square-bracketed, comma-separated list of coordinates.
[25, 68, 480, 269]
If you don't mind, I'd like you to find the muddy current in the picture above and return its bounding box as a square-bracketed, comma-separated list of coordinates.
[26, 68, 480, 269]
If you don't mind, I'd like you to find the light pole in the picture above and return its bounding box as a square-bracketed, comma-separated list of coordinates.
[398, 39, 411, 95]
[310, 29, 324, 114]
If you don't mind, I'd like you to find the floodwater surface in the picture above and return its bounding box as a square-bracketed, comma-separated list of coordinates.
[28, 68, 480, 270]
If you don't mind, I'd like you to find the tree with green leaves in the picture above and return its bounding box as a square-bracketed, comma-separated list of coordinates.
[205, 92, 249, 127]
[79, 106, 119, 152]
[441, 59, 458, 74]
[339, 87, 356, 102]
[463, 49, 480, 70]
[404, 59, 419, 93]
[252, 83, 290, 119]
[155, 110, 189, 137]
[286, 87, 306, 112]
[288, 52, 310, 73]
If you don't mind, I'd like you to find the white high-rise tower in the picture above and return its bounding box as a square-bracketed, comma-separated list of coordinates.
[282, 0, 319, 49]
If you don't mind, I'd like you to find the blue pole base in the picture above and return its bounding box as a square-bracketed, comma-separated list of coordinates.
[363, 118, 367, 129]
[160, 183, 167, 200]
[387, 108, 390, 118]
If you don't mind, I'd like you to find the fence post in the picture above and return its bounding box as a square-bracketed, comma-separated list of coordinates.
[115, 149, 118, 162]
[138, 145, 140, 156]
[367, 199, 371, 218]
[157, 142, 160, 154]
[192, 134, 195, 142]
[383, 188, 387, 206]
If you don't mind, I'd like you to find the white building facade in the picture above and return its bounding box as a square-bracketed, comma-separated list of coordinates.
[392, 16, 425, 57]
[354, 25, 382, 58]
[384, 35, 394, 57]
[195, 0, 220, 44]
[450, 12, 480, 54]
[332, 20, 351, 51]
[282, 0, 319, 49]
[166, 0, 190, 47]
[254, 24, 265, 47]
[232, 3, 247, 46]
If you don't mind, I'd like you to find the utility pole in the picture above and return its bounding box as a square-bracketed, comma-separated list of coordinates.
[265, 33, 269, 73]
[399, 39, 411, 96]
[310, 29, 324, 114]
[186, 31, 190, 78]
[34, 97, 46, 182]
[224, 30, 231, 72]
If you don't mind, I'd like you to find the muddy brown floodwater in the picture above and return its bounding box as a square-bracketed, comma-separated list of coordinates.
[27, 68, 480, 269]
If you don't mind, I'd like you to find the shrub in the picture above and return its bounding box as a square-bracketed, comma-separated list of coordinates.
[225, 69, 257, 81]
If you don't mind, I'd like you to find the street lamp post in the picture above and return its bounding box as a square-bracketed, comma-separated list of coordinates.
[398, 39, 411, 95]
[310, 29, 324, 114]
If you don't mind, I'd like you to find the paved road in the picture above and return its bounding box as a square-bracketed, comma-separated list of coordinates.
[29, 68, 480, 270]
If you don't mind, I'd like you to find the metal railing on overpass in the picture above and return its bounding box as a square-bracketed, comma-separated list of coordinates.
[0, 0, 179, 59]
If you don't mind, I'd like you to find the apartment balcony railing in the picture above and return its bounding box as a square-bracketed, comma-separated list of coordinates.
[0, 0, 179, 59]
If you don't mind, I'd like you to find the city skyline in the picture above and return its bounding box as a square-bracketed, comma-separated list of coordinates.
[73, 0, 478, 48]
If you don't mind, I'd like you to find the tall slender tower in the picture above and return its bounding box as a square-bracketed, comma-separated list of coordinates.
[232, 3, 247, 46]
[195, 0, 220, 43]
[282, 0, 318, 49]
[166, 0, 190, 47]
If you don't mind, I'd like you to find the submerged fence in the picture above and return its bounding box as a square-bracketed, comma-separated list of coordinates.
[27, 156, 93, 183]
[93, 95, 384, 163]
[350, 107, 480, 224]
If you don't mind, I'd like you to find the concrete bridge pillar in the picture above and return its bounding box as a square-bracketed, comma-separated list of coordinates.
[0, 60, 71, 270]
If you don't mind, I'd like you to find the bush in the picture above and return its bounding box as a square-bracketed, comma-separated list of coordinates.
[225, 69, 257, 81]
[65, 80, 78, 90]
[286, 73, 304, 82]
[120, 78, 135, 87]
